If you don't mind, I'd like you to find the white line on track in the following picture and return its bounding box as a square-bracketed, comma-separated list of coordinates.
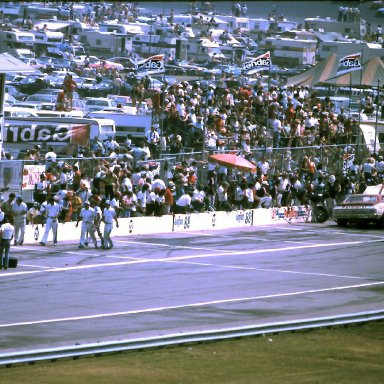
[2, 238, 382, 278]
[115, 239, 239, 253]
[1, 281, 383, 328]
[158, 259, 368, 280]
[19, 264, 53, 269]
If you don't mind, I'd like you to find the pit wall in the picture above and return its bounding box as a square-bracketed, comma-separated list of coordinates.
[22, 206, 312, 245]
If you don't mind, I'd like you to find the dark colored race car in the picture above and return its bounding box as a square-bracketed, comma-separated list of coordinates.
[333, 185, 384, 228]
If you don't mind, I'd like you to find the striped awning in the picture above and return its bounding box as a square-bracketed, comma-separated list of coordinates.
[320, 56, 384, 88]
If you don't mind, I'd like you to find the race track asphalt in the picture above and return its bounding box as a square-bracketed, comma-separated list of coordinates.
[1, 221, 383, 354]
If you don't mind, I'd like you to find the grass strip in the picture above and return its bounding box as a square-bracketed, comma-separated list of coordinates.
[0, 321, 383, 383]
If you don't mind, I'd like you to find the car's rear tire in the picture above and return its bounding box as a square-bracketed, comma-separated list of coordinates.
[316, 206, 329, 223]
[337, 219, 348, 227]
[375, 217, 384, 229]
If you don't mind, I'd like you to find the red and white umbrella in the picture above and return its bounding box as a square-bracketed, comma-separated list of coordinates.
[208, 153, 256, 172]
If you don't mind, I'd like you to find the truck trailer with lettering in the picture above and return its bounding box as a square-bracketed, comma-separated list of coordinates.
[2, 116, 116, 157]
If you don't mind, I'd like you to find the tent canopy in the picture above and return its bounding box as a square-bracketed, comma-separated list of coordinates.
[320, 56, 384, 88]
[0, 53, 35, 73]
[286, 54, 384, 89]
[286, 54, 339, 88]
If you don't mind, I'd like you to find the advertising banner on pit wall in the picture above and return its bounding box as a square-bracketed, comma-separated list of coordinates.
[172, 210, 254, 232]
[22, 164, 46, 190]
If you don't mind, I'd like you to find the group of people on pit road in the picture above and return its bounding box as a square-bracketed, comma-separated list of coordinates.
[39, 196, 119, 249]
[0, 191, 119, 253]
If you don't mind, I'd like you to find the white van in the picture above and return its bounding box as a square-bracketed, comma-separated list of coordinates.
[88, 107, 152, 143]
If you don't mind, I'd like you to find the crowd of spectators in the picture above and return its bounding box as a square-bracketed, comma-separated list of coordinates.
[1, 2, 384, 226]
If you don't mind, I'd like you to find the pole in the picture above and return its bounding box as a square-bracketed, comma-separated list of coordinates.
[374, 79, 380, 155]
[356, 50, 363, 160]
[0, 73, 5, 159]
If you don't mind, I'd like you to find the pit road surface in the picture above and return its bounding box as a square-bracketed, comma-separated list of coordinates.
[1, 222, 383, 354]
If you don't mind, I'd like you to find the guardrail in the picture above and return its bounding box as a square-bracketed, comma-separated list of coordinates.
[0, 310, 383, 366]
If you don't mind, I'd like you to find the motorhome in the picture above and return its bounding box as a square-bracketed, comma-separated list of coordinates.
[0, 28, 35, 53]
[78, 29, 132, 56]
[32, 30, 64, 52]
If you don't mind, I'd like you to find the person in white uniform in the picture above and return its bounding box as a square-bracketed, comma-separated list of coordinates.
[11, 195, 27, 245]
[0, 217, 15, 269]
[76, 201, 98, 249]
[102, 200, 119, 249]
[39, 196, 62, 246]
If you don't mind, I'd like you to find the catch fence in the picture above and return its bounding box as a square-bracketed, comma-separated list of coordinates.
[1, 142, 380, 203]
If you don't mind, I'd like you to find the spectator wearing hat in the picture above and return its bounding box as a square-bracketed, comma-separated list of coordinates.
[11, 195, 28, 245]
[76, 200, 98, 249]
[164, 182, 175, 214]
[39, 196, 62, 246]
[102, 200, 119, 249]
[0, 217, 15, 270]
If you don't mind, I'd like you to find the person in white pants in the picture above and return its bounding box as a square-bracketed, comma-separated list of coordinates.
[102, 200, 119, 249]
[11, 195, 27, 245]
[76, 201, 98, 249]
[40, 197, 61, 246]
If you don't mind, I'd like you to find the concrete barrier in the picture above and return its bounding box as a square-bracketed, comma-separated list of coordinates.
[21, 206, 312, 245]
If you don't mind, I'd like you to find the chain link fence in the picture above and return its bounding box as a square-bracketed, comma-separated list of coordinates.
[2, 141, 381, 204]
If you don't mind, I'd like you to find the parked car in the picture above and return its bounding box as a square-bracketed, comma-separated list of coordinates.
[3, 106, 39, 117]
[4, 93, 17, 106]
[85, 97, 118, 113]
[32, 88, 81, 100]
[77, 77, 115, 97]
[17, 74, 48, 94]
[24, 94, 57, 104]
[107, 57, 136, 72]
[35, 56, 55, 72]
[164, 63, 186, 75]
[51, 58, 76, 71]
[4, 84, 27, 101]
[45, 71, 82, 89]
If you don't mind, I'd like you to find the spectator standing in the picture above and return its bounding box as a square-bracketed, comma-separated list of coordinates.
[163, 182, 175, 215]
[121, 190, 137, 218]
[11, 195, 27, 246]
[34, 173, 49, 204]
[62, 73, 77, 110]
[0, 217, 14, 270]
[146, 125, 160, 159]
[217, 181, 232, 212]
